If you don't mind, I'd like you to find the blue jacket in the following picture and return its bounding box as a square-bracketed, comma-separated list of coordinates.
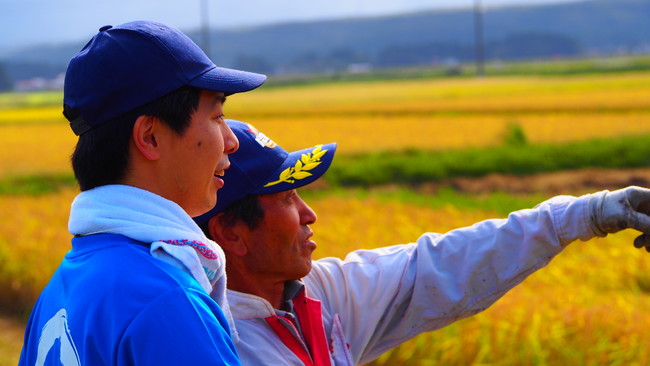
[19, 233, 240, 365]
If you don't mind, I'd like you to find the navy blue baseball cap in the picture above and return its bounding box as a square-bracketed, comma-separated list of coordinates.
[193, 120, 337, 225]
[63, 21, 266, 135]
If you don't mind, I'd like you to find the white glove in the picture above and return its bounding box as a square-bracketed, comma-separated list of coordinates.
[588, 186, 650, 251]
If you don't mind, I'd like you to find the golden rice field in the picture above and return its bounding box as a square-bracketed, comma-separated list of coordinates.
[1, 188, 650, 365]
[229, 71, 650, 153]
[1, 71, 650, 365]
[1, 71, 650, 178]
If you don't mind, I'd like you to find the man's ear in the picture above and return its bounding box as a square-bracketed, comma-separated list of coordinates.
[208, 213, 249, 256]
[132, 115, 161, 161]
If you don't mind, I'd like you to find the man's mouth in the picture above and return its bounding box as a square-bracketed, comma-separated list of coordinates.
[214, 162, 230, 177]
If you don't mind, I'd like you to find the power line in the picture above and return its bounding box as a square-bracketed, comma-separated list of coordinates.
[474, 0, 486, 77]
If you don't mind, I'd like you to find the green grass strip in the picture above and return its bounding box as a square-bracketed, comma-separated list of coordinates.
[264, 55, 650, 88]
[2, 134, 650, 196]
[0, 91, 63, 109]
[325, 134, 650, 187]
[0, 174, 77, 195]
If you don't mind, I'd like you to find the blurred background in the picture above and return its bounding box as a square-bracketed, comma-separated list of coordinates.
[1, 0, 650, 365]
[0, 0, 648, 90]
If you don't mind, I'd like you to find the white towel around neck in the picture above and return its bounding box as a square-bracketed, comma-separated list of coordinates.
[67, 184, 238, 342]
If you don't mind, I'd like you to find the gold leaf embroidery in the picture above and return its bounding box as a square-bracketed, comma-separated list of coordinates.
[263, 145, 328, 187]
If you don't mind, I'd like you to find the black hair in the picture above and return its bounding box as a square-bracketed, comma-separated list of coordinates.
[200, 194, 265, 240]
[69, 86, 201, 191]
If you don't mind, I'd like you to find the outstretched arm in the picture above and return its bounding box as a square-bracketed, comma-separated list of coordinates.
[306, 186, 650, 364]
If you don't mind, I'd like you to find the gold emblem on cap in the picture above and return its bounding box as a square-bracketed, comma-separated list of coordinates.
[264, 145, 328, 187]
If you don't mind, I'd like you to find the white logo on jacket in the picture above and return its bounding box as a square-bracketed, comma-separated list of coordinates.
[35, 308, 81, 366]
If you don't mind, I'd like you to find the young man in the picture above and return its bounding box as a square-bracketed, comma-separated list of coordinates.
[19, 21, 265, 365]
[195, 119, 650, 365]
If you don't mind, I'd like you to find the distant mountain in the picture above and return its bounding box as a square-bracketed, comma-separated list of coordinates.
[0, 0, 648, 89]
[200, 0, 649, 73]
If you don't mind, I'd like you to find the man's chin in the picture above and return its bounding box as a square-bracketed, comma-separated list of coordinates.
[189, 195, 217, 218]
[297, 262, 313, 278]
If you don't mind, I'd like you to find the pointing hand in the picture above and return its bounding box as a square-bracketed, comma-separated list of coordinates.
[588, 186, 650, 251]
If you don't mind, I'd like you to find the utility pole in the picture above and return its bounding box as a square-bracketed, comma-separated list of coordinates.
[473, 0, 485, 77]
[201, 0, 211, 59]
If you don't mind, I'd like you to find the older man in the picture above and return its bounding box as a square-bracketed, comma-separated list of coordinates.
[195, 120, 650, 365]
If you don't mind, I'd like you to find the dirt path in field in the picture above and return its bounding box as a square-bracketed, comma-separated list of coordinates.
[419, 168, 650, 196]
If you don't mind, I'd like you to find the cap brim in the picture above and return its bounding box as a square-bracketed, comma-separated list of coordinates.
[252, 142, 337, 195]
[189, 66, 266, 95]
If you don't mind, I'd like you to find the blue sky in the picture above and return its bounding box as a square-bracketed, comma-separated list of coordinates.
[0, 0, 580, 52]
